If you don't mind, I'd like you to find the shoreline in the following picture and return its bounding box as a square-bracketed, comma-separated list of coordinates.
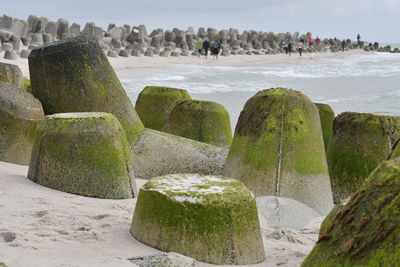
[0, 49, 370, 79]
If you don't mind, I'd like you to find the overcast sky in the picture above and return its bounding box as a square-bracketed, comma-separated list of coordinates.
[3, 0, 399, 43]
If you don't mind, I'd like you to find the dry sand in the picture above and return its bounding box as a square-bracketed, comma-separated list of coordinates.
[0, 161, 321, 267]
[0, 49, 367, 79]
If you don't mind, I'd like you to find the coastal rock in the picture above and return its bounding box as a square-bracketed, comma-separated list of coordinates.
[327, 112, 400, 203]
[44, 21, 57, 39]
[131, 174, 265, 265]
[131, 128, 228, 179]
[28, 112, 137, 199]
[28, 35, 144, 144]
[19, 49, 30, 58]
[30, 33, 43, 45]
[56, 19, 70, 40]
[302, 158, 400, 266]
[42, 33, 52, 44]
[3, 50, 17, 60]
[70, 23, 80, 36]
[131, 49, 141, 57]
[1, 43, 13, 51]
[144, 47, 153, 57]
[223, 88, 333, 215]
[170, 51, 180, 57]
[0, 62, 23, 89]
[118, 49, 130, 57]
[107, 50, 118, 57]
[315, 103, 335, 151]
[163, 100, 232, 148]
[135, 86, 191, 131]
[0, 81, 44, 165]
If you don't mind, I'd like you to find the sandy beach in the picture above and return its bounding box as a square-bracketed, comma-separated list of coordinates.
[0, 161, 321, 267]
[0, 49, 368, 79]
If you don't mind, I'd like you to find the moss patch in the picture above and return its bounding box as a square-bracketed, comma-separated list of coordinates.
[28, 35, 144, 144]
[223, 88, 332, 214]
[327, 112, 400, 203]
[131, 174, 265, 265]
[302, 158, 400, 266]
[163, 100, 232, 148]
[135, 86, 191, 131]
[28, 112, 136, 199]
[315, 103, 334, 151]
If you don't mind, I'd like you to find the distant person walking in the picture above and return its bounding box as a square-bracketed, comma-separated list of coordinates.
[284, 39, 289, 54]
[357, 33, 361, 46]
[195, 39, 203, 57]
[298, 41, 304, 56]
[308, 37, 313, 47]
[202, 39, 210, 59]
[341, 39, 346, 51]
[211, 41, 220, 60]
[315, 36, 321, 47]
[288, 42, 293, 56]
[300, 38, 305, 44]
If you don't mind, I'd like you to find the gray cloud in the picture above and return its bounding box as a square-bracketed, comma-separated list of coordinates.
[3, 0, 399, 42]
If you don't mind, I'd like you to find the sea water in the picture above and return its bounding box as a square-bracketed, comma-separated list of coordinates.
[118, 51, 400, 130]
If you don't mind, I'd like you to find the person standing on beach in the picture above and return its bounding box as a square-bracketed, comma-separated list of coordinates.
[308, 37, 313, 47]
[211, 41, 220, 60]
[202, 39, 210, 59]
[298, 41, 304, 56]
[195, 39, 203, 57]
[315, 36, 321, 47]
[357, 34, 361, 45]
[341, 39, 346, 51]
[288, 42, 293, 57]
[284, 39, 289, 55]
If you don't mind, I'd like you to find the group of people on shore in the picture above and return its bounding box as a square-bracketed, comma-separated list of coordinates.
[195, 39, 221, 60]
[284, 36, 321, 57]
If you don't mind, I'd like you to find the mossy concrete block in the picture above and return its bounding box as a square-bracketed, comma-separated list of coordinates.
[327, 112, 400, 203]
[223, 88, 333, 215]
[135, 86, 191, 131]
[28, 35, 144, 144]
[163, 100, 233, 148]
[0, 81, 44, 165]
[27, 112, 137, 199]
[315, 103, 334, 151]
[302, 158, 400, 266]
[22, 78, 31, 93]
[131, 128, 227, 179]
[0, 262, 6, 267]
[131, 174, 265, 265]
[0, 62, 23, 89]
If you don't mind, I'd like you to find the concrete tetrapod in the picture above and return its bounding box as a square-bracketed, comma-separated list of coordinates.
[223, 88, 333, 215]
[0, 81, 44, 165]
[135, 86, 191, 131]
[131, 128, 228, 179]
[131, 174, 265, 265]
[163, 100, 233, 148]
[28, 35, 144, 144]
[28, 113, 137, 199]
[0, 62, 23, 89]
[327, 112, 400, 203]
[314, 103, 334, 151]
[302, 158, 400, 266]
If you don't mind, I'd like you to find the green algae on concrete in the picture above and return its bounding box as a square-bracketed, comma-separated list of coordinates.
[131, 128, 228, 179]
[327, 112, 400, 203]
[23, 78, 31, 93]
[0, 262, 7, 267]
[0, 81, 44, 165]
[315, 103, 334, 151]
[0, 62, 23, 89]
[28, 35, 144, 144]
[131, 174, 265, 265]
[135, 86, 191, 131]
[163, 100, 232, 148]
[302, 158, 400, 267]
[223, 88, 333, 215]
[28, 112, 137, 199]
